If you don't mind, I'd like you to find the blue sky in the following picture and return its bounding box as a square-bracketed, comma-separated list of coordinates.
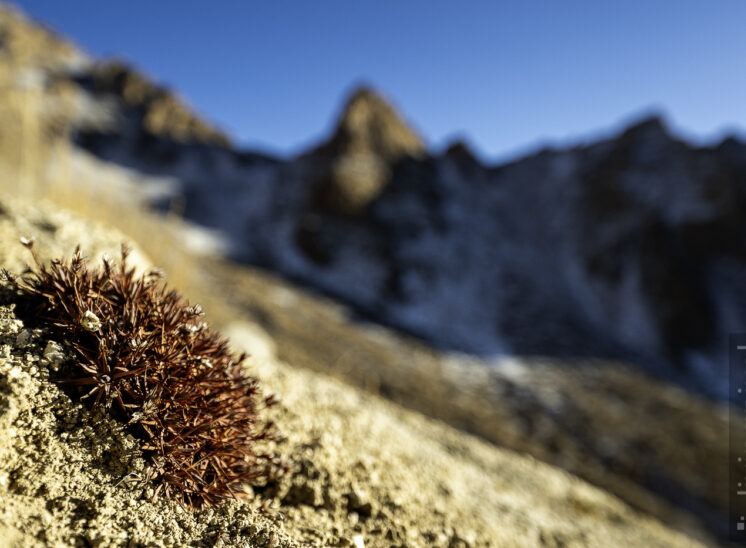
[13, 1, 746, 161]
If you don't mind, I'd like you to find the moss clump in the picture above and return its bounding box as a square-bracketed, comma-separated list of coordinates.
[3, 241, 285, 508]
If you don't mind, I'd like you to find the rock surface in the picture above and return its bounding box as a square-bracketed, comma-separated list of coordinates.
[308, 88, 426, 216]
[80, 60, 231, 146]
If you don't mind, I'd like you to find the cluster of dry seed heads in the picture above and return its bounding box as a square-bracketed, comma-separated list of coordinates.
[4, 241, 286, 508]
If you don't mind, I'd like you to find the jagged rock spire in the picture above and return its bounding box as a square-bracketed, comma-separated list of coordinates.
[319, 86, 425, 160]
[307, 87, 427, 217]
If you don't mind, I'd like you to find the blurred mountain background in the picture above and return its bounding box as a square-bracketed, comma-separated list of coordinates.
[0, 2, 742, 545]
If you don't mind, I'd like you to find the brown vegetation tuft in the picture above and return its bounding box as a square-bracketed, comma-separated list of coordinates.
[3, 240, 285, 508]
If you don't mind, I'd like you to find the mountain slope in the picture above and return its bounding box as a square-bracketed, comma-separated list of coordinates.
[0, 197, 711, 547]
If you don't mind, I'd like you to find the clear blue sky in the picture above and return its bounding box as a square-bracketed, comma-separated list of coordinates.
[13, 1, 746, 161]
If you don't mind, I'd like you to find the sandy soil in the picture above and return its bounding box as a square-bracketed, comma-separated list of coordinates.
[207, 253, 728, 543]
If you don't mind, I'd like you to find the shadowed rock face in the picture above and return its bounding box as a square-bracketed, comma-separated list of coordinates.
[570, 119, 746, 373]
[576, 122, 714, 361]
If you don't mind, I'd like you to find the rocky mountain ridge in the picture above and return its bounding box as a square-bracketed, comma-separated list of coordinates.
[74, 81, 746, 401]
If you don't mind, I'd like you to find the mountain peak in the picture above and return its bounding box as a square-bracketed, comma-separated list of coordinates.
[86, 60, 231, 146]
[304, 87, 426, 217]
[620, 115, 670, 141]
[444, 139, 480, 164]
[322, 86, 426, 160]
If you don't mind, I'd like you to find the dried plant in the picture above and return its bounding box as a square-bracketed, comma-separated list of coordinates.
[3, 240, 285, 508]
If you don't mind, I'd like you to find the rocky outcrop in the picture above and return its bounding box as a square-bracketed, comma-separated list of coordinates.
[308, 87, 426, 216]
[0, 5, 84, 71]
[81, 61, 230, 147]
[0, 6, 229, 155]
